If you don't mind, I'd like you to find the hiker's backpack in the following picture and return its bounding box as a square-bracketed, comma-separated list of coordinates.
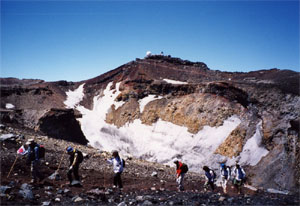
[211, 169, 216, 180]
[76, 150, 84, 163]
[237, 168, 245, 180]
[38, 144, 45, 159]
[222, 166, 231, 178]
[181, 163, 189, 173]
[122, 158, 125, 168]
[227, 166, 231, 177]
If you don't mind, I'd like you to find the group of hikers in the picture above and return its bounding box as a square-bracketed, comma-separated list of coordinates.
[175, 160, 246, 194]
[23, 139, 246, 194]
[23, 139, 124, 188]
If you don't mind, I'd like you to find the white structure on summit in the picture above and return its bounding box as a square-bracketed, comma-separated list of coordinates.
[146, 51, 152, 57]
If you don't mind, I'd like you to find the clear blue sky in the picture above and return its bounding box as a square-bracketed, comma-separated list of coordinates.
[1, 1, 299, 82]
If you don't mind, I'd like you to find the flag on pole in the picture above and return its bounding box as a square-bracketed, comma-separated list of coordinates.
[17, 145, 27, 155]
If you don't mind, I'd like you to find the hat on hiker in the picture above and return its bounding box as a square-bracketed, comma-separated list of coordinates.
[25, 138, 35, 145]
[173, 159, 179, 164]
[67, 146, 73, 153]
[112, 150, 119, 157]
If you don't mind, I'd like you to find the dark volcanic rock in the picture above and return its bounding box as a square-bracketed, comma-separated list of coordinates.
[38, 108, 88, 145]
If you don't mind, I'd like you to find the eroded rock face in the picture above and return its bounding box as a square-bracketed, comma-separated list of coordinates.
[215, 126, 246, 158]
[38, 108, 88, 145]
[141, 93, 244, 133]
[106, 81, 247, 134]
[106, 99, 140, 127]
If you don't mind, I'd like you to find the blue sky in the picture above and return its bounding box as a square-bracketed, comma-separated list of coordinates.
[1, 1, 299, 82]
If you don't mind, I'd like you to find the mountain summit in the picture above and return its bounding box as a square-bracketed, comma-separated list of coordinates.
[1, 55, 299, 193]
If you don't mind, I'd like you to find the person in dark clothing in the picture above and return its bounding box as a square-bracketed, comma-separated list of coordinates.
[107, 150, 124, 189]
[66, 146, 83, 186]
[203, 166, 215, 191]
[26, 139, 41, 183]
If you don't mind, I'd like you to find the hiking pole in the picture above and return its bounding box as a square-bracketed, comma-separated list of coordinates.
[52, 151, 65, 185]
[7, 155, 19, 178]
[56, 151, 65, 172]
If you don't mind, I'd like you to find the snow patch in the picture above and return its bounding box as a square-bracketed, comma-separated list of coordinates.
[70, 82, 241, 171]
[65, 81, 242, 172]
[239, 121, 269, 166]
[163, 79, 188, 85]
[5, 103, 15, 109]
[64, 84, 85, 108]
[244, 184, 258, 191]
[138, 95, 163, 113]
[267, 188, 289, 195]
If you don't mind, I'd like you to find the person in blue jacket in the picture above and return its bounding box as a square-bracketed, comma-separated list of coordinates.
[107, 150, 124, 189]
[26, 139, 41, 183]
[203, 166, 215, 191]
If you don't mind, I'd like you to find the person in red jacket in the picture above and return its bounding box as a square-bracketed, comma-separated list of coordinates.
[174, 159, 188, 191]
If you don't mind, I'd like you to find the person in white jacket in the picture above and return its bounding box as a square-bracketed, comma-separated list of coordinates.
[219, 163, 231, 194]
[232, 163, 246, 194]
[107, 150, 124, 189]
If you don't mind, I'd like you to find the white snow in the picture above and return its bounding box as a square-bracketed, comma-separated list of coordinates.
[244, 184, 258, 191]
[163, 79, 188, 85]
[138, 95, 162, 113]
[239, 121, 269, 166]
[65, 81, 242, 172]
[267, 188, 289, 195]
[64, 84, 85, 108]
[5, 103, 15, 109]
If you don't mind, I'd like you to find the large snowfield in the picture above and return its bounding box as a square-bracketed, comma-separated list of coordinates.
[64, 82, 269, 171]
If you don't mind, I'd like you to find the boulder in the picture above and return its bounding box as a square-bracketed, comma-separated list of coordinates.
[38, 108, 88, 145]
[19, 183, 34, 200]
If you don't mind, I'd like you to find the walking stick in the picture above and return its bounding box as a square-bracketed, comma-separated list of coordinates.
[56, 151, 65, 172]
[53, 152, 66, 185]
[7, 155, 19, 178]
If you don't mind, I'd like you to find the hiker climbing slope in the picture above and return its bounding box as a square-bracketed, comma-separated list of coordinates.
[220, 163, 231, 193]
[26, 139, 42, 184]
[233, 162, 246, 194]
[107, 150, 124, 189]
[66, 146, 83, 186]
[174, 159, 188, 191]
[203, 166, 216, 191]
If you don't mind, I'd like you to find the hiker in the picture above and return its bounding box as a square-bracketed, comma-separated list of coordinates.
[203, 166, 215, 191]
[66, 146, 83, 186]
[107, 150, 124, 189]
[26, 139, 42, 183]
[220, 163, 231, 193]
[232, 162, 246, 194]
[174, 160, 188, 191]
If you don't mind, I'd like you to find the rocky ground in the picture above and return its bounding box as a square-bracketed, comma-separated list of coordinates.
[1, 124, 299, 206]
